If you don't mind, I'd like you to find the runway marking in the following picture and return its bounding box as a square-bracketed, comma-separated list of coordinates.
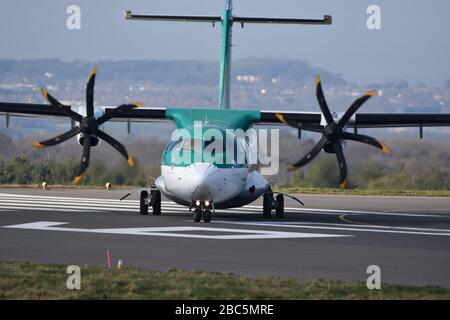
[214, 221, 450, 237]
[0, 193, 447, 218]
[339, 213, 380, 228]
[2, 221, 351, 240]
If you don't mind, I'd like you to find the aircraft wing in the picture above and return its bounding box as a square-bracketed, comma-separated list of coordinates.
[352, 113, 450, 128]
[0, 102, 69, 118]
[103, 106, 167, 122]
[259, 110, 450, 129]
[0, 102, 168, 123]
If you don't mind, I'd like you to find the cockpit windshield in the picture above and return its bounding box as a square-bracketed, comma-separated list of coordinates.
[166, 137, 223, 153]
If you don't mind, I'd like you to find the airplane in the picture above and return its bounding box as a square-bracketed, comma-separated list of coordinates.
[1, 0, 450, 223]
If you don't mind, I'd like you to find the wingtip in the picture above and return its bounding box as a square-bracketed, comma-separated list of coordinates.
[32, 142, 44, 148]
[287, 165, 299, 172]
[381, 143, 391, 154]
[127, 155, 135, 167]
[315, 74, 321, 87]
[339, 177, 348, 191]
[275, 113, 287, 124]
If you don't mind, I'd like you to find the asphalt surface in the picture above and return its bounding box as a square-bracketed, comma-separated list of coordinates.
[0, 188, 449, 287]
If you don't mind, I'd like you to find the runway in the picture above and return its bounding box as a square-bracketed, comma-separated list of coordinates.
[0, 188, 449, 287]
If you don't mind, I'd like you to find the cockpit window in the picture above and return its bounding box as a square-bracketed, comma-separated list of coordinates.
[167, 137, 214, 153]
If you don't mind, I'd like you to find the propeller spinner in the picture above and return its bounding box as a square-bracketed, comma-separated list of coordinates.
[277, 74, 390, 190]
[32, 67, 143, 183]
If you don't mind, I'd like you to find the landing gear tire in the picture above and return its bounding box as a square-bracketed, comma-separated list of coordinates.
[193, 209, 202, 223]
[151, 190, 161, 215]
[263, 192, 272, 219]
[202, 209, 212, 223]
[275, 194, 284, 219]
[140, 190, 149, 215]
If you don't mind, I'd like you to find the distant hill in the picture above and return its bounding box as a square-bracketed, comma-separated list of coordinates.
[0, 58, 346, 86]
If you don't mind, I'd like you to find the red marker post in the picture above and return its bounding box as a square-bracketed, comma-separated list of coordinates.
[106, 250, 111, 272]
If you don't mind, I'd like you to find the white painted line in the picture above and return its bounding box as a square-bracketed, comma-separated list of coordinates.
[0, 193, 447, 218]
[0, 202, 136, 212]
[214, 221, 450, 237]
[2, 221, 351, 240]
[263, 221, 450, 233]
[0, 198, 138, 209]
[0, 205, 99, 213]
[0, 193, 137, 204]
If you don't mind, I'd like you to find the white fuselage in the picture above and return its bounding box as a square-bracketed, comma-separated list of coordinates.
[155, 163, 269, 209]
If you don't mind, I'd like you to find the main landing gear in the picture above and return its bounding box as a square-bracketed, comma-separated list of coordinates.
[140, 189, 161, 215]
[263, 189, 284, 219]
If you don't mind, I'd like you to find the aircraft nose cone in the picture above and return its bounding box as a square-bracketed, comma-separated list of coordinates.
[191, 163, 216, 200]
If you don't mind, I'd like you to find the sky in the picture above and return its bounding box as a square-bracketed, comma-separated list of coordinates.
[0, 0, 449, 85]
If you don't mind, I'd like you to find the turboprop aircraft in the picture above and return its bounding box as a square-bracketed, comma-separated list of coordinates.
[1, 0, 450, 222]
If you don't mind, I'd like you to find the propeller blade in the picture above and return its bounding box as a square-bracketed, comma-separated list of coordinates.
[315, 74, 334, 124]
[74, 136, 91, 183]
[288, 136, 327, 171]
[338, 90, 377, 127]
[96, 102, 144, 125]
[275, 113, 324, 133]
[95, 129, 134, 167]
[342, 132, 390, 153]
[41, 87, 82, 122]
[32, 127, 81, 148]
[333, 143, 348, 191]
[86, 67, 97, 117]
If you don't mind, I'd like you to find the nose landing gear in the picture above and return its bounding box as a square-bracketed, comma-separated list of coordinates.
[192, 201, 213, 223]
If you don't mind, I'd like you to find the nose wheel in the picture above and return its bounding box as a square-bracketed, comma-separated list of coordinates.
[193, 208, 212, 223]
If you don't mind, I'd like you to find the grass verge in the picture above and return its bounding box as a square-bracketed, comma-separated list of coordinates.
[1, 261, 449, 300]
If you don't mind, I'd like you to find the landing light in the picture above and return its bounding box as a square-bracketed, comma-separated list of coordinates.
[195, 200, 201, 206]
[205, 200, 210, 207]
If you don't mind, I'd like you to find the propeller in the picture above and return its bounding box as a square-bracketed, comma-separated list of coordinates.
[276, 74, 390, 190]
[32, 67, 143, 183]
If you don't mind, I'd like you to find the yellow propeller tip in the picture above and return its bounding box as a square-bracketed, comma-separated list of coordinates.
[315, 74, 321, 87]
[339, 178, 349, 191]
[367, 90, 378, 97]
[89, 66, 97, 78]
[73, 175, 82, 184]
[132, 102, 145, 108]
[287, 165, 299, 171]
[275, 113, 287, 124]
[381, 144, 391, 154]
[127, 155, 135, 167]
[40, 87, 48, 99]
[339, 177, 348, 191]
[32, 142, 44, 148]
